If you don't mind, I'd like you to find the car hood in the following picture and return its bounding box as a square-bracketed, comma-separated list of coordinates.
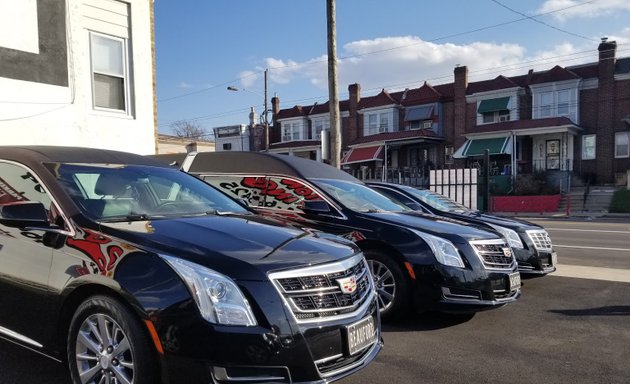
[361, 211, 502, 243]
[99, 214, 357, 280]
[448, 211, 542, 232]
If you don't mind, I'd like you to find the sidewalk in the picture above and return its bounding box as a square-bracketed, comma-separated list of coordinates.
[492, 210, 630, 222]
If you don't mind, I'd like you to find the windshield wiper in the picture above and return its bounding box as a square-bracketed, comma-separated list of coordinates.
[101, 213, 152, 223]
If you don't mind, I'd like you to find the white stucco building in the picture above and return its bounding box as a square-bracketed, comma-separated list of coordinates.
[0, 0, 156, 154]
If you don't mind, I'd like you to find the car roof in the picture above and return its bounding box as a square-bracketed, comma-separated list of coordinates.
[187, 151, 359, 182]
[0, 146, 167, 168]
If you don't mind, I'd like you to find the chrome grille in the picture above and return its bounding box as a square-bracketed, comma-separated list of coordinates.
[269, 254, 374, 323]
[470, 239, 515, 269]
[526, 229, 553, 252]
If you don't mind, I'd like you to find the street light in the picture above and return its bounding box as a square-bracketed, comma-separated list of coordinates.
[227, 69, 269, 151]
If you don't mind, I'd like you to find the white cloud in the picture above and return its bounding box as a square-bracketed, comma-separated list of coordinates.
[240, 29, 630, 102]
[178, 82, 193, 89]
[538, 0, 630, 21]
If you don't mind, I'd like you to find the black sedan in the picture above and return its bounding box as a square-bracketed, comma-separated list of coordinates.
[0, 146, 381, 384]
[368, 182, 556, 275]
[159, 152, 522, 320]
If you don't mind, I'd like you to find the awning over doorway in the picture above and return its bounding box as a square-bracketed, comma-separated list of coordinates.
[341, 145, 384, 165]
[453, 136, 513, 158]
[477, 97, 510, 114]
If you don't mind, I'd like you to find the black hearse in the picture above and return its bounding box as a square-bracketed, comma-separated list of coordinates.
[368, 182, 557, 275]
[0, 146, 380, 384]
[167, 152, 521, 320]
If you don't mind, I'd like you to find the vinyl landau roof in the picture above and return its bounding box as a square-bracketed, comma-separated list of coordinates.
[187, 151, 359, 182]
[0, 146, 166, 168]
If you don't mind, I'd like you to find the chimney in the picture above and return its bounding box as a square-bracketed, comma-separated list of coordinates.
[453, 66, 468, 149]
[598, 38, 617, 82]
[348, 83, 361, 143]
[248, 106, 257, 126]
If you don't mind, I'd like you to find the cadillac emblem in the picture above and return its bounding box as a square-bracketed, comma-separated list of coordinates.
[337, 276, 358, 294]
[501, 247, 513, 258]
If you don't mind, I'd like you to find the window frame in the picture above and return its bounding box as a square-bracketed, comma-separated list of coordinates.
[582, 134, 596, 160]
[540, 92, 553, 118]
[89, 31, 131, 115]
[615, 132, 630, 158]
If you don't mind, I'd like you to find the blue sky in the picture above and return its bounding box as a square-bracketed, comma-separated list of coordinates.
[154, 0, 630, 137]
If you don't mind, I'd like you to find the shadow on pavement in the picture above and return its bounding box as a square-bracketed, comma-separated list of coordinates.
[382, 311, 475, 332]
[549, 305, 630, 316]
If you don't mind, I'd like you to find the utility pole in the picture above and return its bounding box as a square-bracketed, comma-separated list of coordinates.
[327, 0, 341, 168]
[264, 68, 269, 151]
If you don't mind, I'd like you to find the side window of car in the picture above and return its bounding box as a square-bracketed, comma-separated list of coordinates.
[264, 177, 324, 212]
[203, 175, 268, 207]
[0, 162, 53, 210]
[374, 187, 418, 210]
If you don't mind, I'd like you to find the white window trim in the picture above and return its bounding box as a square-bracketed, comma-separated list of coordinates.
[614, 132, 630, 158]
[281, 121, 303, 142]
[89, 31, 131, 116]
[582, 134, 596, 160]
[363, 111, 392, 136]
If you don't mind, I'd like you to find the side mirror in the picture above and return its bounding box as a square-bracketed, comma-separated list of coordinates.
[301, 200, 331, 215]
[0, 202, 50, 228]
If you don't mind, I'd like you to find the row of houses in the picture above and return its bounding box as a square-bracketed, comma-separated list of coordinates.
[229, 40, 629, 186]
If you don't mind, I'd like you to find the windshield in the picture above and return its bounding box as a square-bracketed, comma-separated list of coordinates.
[403, 187, 470, 213]
[314, 178, 410, 213]
[47, 163, 248, 221]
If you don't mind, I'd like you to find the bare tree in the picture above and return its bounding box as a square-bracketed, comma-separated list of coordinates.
[170, 120, 208, 139]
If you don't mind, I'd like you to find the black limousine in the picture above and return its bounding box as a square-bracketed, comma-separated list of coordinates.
[368, 183, 557, 275]
[0, 146, 381, 384]
[159, 152, 522, 320]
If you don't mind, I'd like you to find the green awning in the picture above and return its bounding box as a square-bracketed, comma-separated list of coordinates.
[477, 97, 510, 114]
[453, 136, 513, 158]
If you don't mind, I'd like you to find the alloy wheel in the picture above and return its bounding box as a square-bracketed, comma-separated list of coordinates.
[367, 259, 397, 313]
[75, 313, 135, 384]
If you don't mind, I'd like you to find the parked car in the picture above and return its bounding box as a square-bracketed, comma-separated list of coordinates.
[0, 146, 381, 384]
[368, 182, 557, 275]
[162, 152, 522, 320]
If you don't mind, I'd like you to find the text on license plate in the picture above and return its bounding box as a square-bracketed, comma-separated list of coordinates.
[346, 316, 376, 356]
[509, 272, 521, 291]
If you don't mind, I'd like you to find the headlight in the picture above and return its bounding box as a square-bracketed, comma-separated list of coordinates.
[161, 255, 257, 326]
[487, 224, 524, 249]
[411, 230, 465, 268]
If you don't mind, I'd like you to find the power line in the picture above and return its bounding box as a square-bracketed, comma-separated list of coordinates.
[157, 0, 598, 104]
[489, 0, 598, 42]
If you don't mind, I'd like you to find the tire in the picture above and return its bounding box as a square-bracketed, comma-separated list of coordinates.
[364, 249, 410, 321]
[67, 295, 157, 384]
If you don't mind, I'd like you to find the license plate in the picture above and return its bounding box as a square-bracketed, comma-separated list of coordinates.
[346, 316, 376, 356]
[508, 272, 521, 291]
[551, 252, 558, 266]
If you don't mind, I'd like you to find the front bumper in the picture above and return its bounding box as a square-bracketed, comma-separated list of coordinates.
[412, 264, 521, 313]
[514, 248, 557, 275]
[155, 282, 381, 384]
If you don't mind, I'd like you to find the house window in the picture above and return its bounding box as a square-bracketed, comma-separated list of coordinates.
[313, 119, 329, 140]
[365, 112, 390, 136]
[540, 92, 553, 117]
[90, 32, 128, 112]
[557, 90, 570, 116]
[615, 132, 630, 158]
[582, 135, 596, 160]
[282, 122, 302, 142]
[379, 114, 388, 132]
[482, 110, 510, 124]
[409, 119, 433, 130]
[445, 146, 454, 164]
[222, 143, 232, 151]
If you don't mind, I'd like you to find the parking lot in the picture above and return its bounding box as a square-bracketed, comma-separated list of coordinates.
[1, 219, 629, 384]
